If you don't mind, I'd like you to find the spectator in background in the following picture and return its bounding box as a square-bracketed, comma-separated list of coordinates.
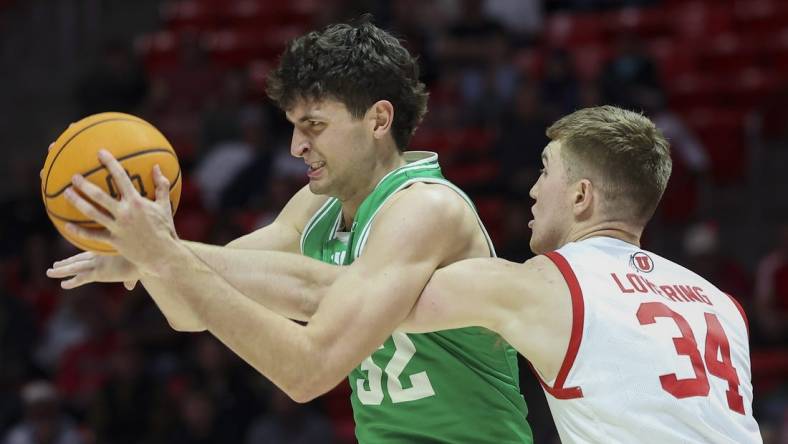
[152, 32, 223, 114]
[494, 82, 549, 196]
[754, 222, 788, 345]
[384, 0, 444, 86]
[484, 0, 542, 42]
[0, 290, 37, 433]
[540, 49, 580, 120]
[199, 71, 249, 157]
[180, 336, 260, 443]
[34, 286, 93, 373]
[0, 158, 54, 259]
[642, 88, 711, 226]
[168, 389, 223, 444]
[496, 200, 535, 263]
[2, 381, 82, 444]
[682, 221, 753, 311]
[438, 0, 517, 124]
[545, 0, 656, 12]
[599, 33, 660, 111]
[148, 32, 224, 160]
[16, 234, 60, 330]
[88, 339, 160, 444]
[74, 39, 148, 117]
[193, 106, 272, 211]
[438, 0, 506, 67]
[246, 388, 335, 444]
[54, 287, 118, 413]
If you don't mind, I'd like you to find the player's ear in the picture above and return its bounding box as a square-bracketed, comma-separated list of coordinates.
[572, 179, 594, 218]
[369, 100, 394, 139]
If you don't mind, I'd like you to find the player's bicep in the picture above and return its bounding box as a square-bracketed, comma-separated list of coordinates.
[226, 222, 301, 252]
[303, 189, 468, 384]
[401, 258, 524, 333]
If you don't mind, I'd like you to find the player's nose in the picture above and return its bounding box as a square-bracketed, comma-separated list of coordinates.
[528, 181, 538, 201]
[290, 131, 310, 158]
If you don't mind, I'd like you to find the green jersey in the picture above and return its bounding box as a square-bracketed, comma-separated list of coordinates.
[301, 152, 532, 443]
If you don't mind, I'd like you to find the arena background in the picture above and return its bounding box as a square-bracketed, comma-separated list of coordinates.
[1, 0, 786, 442]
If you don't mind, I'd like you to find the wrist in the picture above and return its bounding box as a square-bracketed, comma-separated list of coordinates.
[137, 238, 193, 278]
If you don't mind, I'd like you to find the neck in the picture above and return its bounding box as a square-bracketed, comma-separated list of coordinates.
[340, 148, 406, 226]
[565, 220, 642, 248]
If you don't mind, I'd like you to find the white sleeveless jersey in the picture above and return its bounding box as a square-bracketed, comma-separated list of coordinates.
[536, 237, 762, 444]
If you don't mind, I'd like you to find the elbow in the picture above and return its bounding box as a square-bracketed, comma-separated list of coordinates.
[279, 371, 339, 404]
[166, 319, 206, 333]
[278, 381, 321, 404]
[287, 387, 320, 404]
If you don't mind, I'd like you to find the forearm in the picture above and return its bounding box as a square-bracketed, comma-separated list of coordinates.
[183, 240, 339, 320]
[139, 275, 207, 332]
[152, 241, 326, 401]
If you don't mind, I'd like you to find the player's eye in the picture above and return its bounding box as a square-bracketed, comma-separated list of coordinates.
[309, 120, 324, 128]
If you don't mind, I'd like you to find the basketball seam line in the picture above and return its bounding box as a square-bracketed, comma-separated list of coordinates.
[42, 117, 156, 202]
[43, 147, 180, 198]
[46, 170, 182, 222]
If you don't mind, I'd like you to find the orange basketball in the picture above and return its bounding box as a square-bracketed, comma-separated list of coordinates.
[41, 112, 182, 254]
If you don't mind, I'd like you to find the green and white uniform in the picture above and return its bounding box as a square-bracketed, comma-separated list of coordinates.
[301, 152, 532, 443]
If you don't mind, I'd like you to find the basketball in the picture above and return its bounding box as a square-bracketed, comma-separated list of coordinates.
[41, 112, 182, 254]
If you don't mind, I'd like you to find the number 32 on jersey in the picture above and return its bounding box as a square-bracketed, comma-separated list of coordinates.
[357, 332, 436, 405]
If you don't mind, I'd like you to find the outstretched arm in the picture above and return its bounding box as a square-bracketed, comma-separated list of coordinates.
[145, 185, 473, 402]
[49, 184, 338, 329]
[403, 255, 573, 382]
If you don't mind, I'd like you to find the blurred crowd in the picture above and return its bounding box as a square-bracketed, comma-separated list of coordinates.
[2, 0, 787, 443]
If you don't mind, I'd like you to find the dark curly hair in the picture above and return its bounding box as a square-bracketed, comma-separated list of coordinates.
[266, 17, 429, 151]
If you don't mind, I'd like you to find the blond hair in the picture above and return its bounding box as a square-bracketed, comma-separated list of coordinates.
[546, 105, 672, 223]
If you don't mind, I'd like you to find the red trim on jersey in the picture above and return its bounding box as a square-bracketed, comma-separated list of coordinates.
[532, 251, 585, 400]
[725, 292, 749, 338]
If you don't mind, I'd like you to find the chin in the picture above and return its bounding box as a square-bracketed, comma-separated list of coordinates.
[529, 241, 547, 255]
[307, 180, 330, 196]
[529, 232, 558, 255]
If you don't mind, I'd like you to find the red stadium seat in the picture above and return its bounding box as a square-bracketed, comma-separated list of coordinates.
[602, 7, 672, 41]
[733, 0, 788, 33]
[226, 0, 315, 28]
[544, 13, 605, 47]
[135, 30, 180, 74]
[572, 43, 613, 81]
[672, 3, 732, 40]
[161, 0, 223, 32]
[650, 39, 697, 83]
[202, 25, 307, 67]
[247, 59, 272, 98]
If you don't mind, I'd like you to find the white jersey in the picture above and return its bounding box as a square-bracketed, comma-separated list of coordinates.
[536, 237, 762, 444]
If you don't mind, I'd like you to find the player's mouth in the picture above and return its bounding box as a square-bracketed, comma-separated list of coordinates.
[307, 161, 326, 179]
[529, 205, 536, 229]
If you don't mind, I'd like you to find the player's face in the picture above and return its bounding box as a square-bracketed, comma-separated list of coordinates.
[287, 98, 375, 199]
[528, 141, 574, 254]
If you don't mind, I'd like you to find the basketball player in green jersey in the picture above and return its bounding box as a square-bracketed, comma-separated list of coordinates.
[49, 19, 532, 443]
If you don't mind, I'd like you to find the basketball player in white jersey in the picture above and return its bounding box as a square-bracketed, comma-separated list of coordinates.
[403, 105, 762, 443]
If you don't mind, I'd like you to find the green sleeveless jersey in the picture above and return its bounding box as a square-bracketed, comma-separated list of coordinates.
[301, 152, 532, 443]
